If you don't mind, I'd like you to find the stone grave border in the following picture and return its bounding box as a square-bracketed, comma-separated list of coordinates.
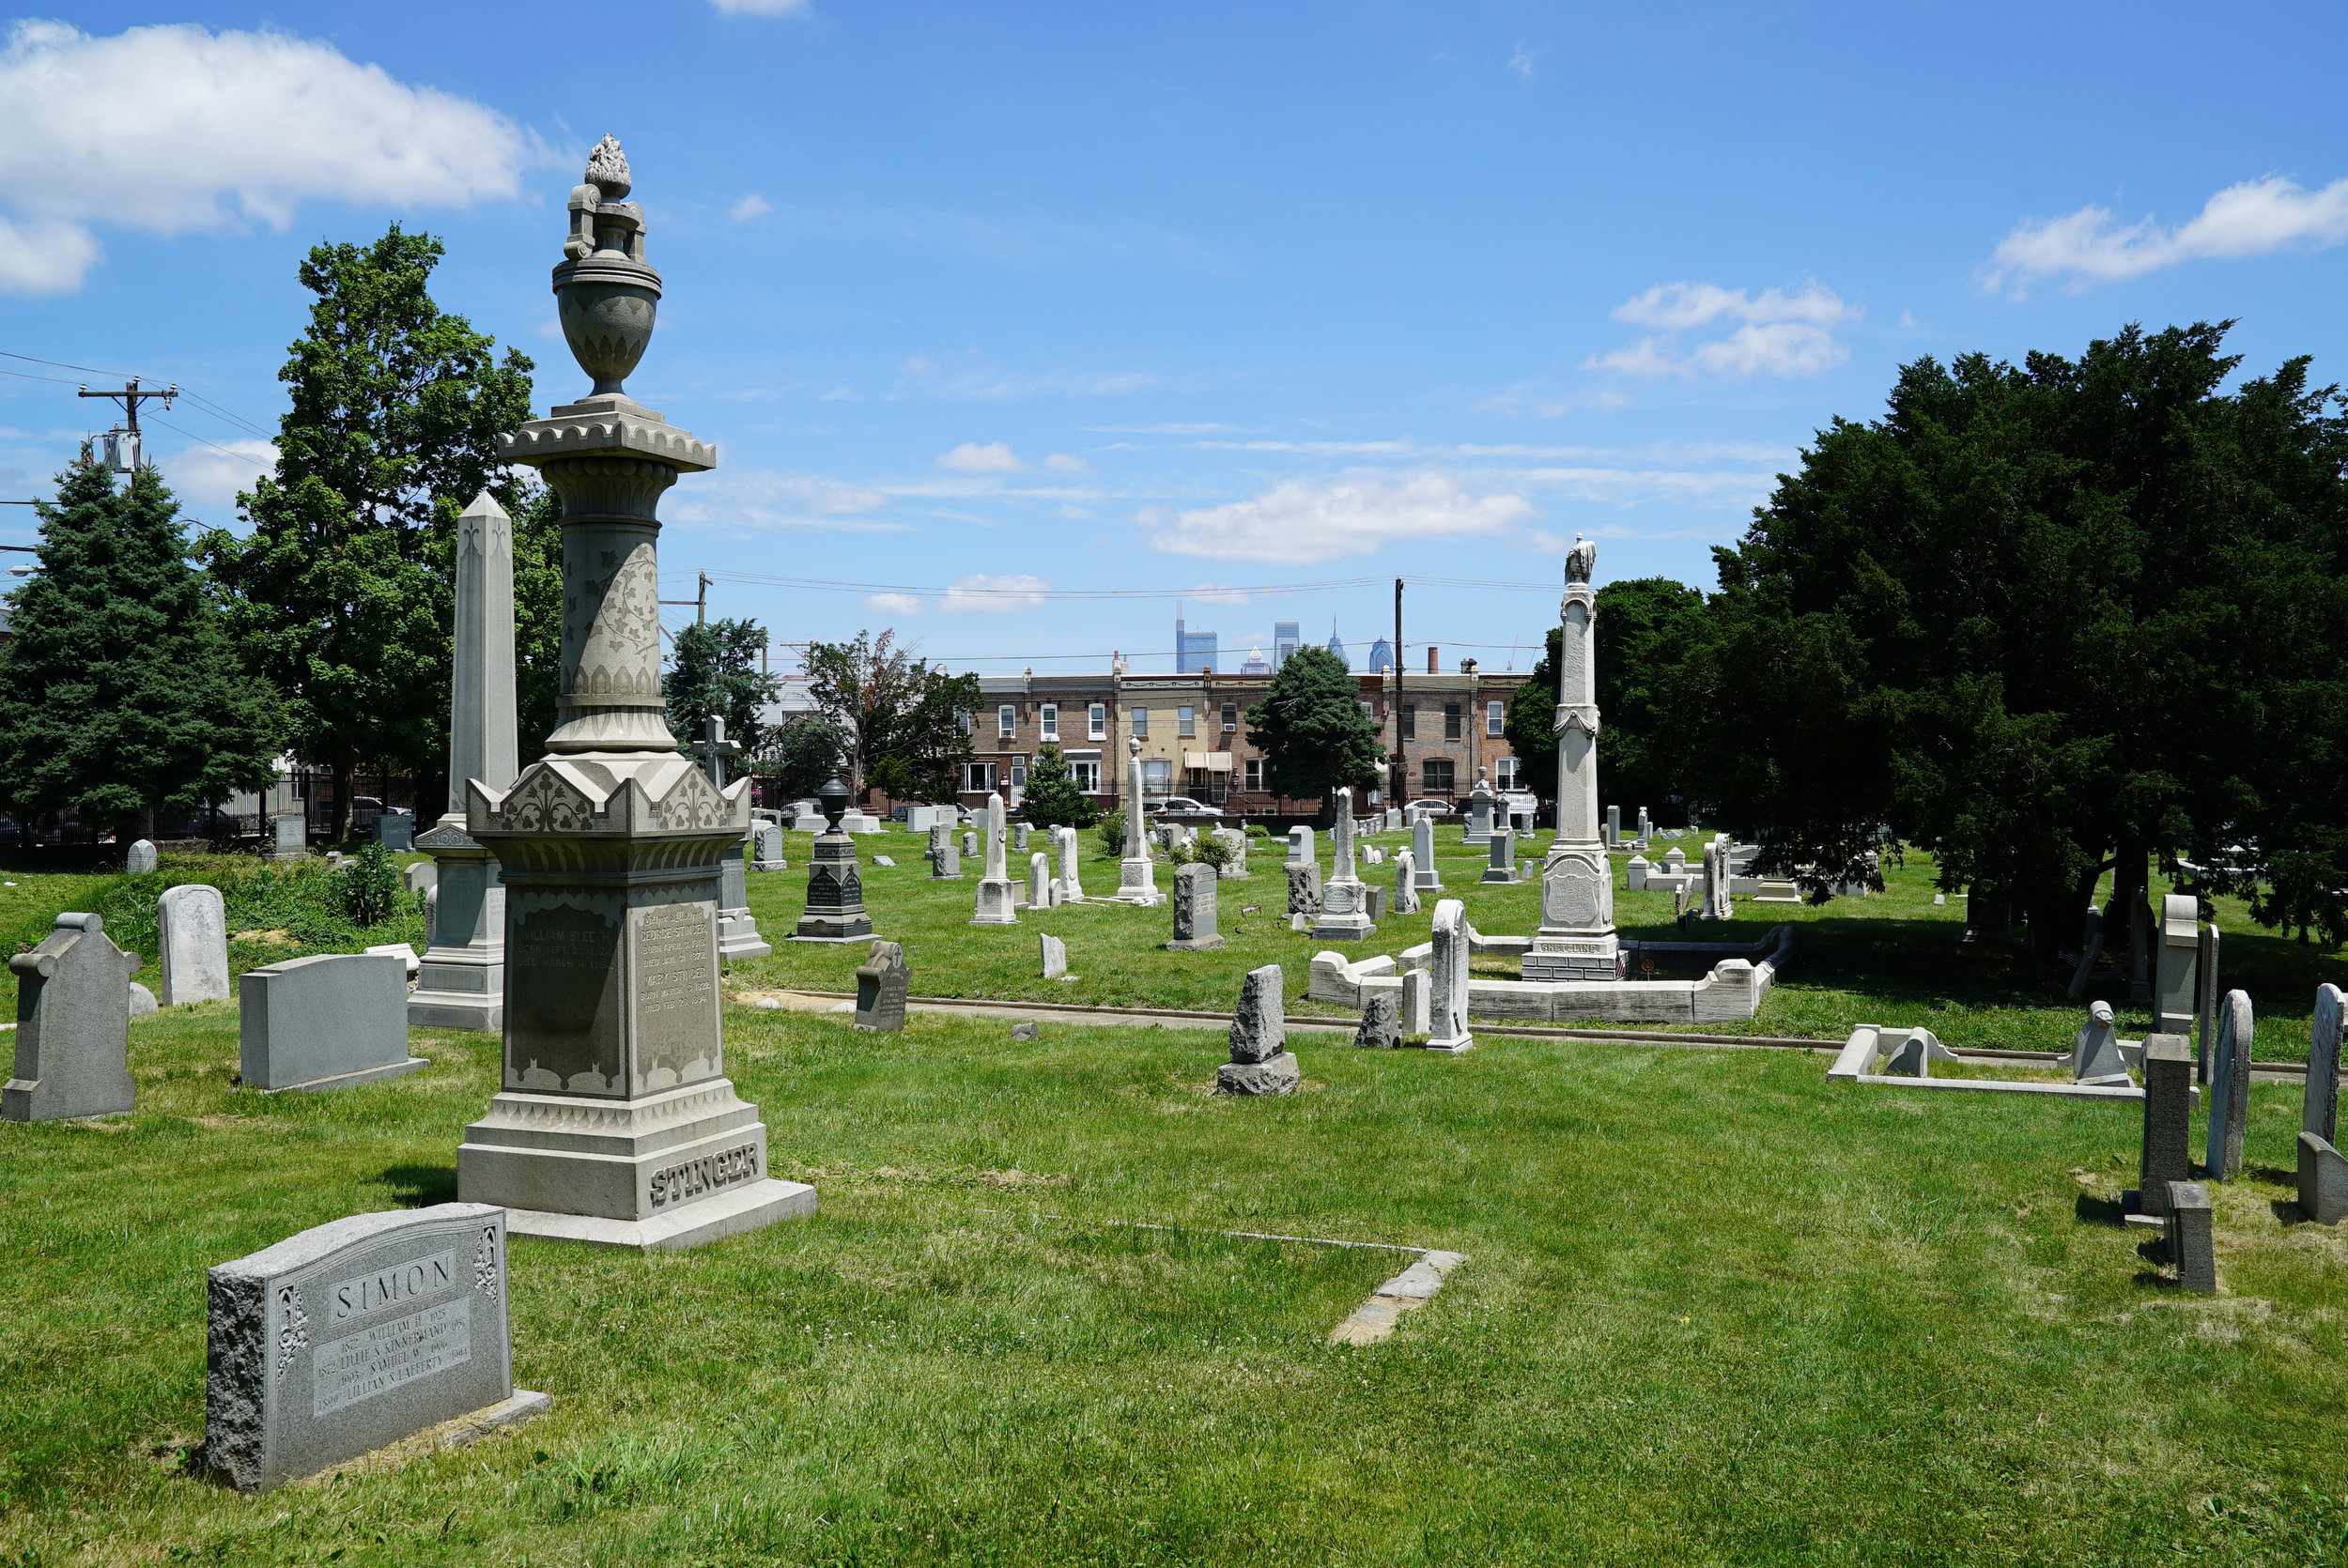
[1826, 1023, 2210, 1102]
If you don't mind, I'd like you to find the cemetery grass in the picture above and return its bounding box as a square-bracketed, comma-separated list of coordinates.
[8, 1003, 2348, 1565]
[728, 828, 2348, 1062]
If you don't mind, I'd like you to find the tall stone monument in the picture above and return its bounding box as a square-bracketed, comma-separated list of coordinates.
[1311, 786, 1376, 940]
[971, 792, 1018, 924]
[411, 492, 518, 1031]
[454, 136, 814, 1251]
[794, 776, 875, 941]
[1113, 737, 1161, 906]
[1524, 537, 1621, 982]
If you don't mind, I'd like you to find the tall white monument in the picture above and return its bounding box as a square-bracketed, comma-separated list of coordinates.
[1523, 536, 1620, 982]
[410, 492, 517, 1030]
[1113, 736, 1161, 905]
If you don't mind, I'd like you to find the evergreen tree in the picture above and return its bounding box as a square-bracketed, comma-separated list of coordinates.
[665, 618, 781, 754]
[1020, 741, 1096, 830]
[1244, 645, 1382, 813]
[200, 223, 539, 840]
[0, 452, 278, 838]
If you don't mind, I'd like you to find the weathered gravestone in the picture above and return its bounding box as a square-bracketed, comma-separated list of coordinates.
[1040, 933, 1068, 979]
[201, 1204, 546, 1492]
[1027, 852, 1052, 910]
[751, 823, 784, 870]
[1427, 899, 1474, 1053]
[1313, 788, 1375, 940]
[1605, 805, 1620, 848]
[2165, 1180, 2217, 1293]
[158, 883, 231, 1006]
[1287, 861, 1321, 920]
[854, 941, 909, 1033]
[126, 838, 158, 875]
[1166, 862, 1226, 951]
[1218, 963, 1299, 1096]
[404, 862, 438, 895]
[929, 822, 962, 880]
[2154, 893, 2199, 1037]
[272, 813, 306, 859]
[5, 913, 139, 1121]
[2300, 1131, 2348, 1224]
[970, 793, 1018, 926]
[1394, 850, 1420, 915]
[1054, 824, 1085, 902]
[964, 830, 979, 858]
[239, 953, 423, 1092]
[2070, 1001, 2133, 1085]
[872, 854, 895, 868]
[2205, 991, 2254, 1181]
[2129, 1033, 2195, 1223]
[2299, 984, 2347, 1222]
[375, 811, 414, 852]
[1481, 827, 1519, 884]
[1411, 816, 1443, 894]
[1354, 990, 1399, 1050]
[1288, 826, 1313, 867]
[1399, 968, 1430, 1038]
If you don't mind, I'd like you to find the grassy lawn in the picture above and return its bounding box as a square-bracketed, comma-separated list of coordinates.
[6, 993, 2348, 1565]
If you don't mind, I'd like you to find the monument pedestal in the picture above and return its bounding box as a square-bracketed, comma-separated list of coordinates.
[716, 839, 772, 962]
[409, 819, 505, 1030]
[1522, 843, 1623, 982]
[794, 821, 873, 941]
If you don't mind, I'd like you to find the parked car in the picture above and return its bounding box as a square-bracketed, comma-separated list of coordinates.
[1149, 796, 1222, 820]
[1403, 798, 1455, 818]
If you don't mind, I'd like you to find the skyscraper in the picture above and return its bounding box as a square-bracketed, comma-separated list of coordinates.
[1273, 621, 1300, 669]
[1175, 609, 1218, 673]
[1325, 623, 1349, 670]
[1367, 637, 1394, 673]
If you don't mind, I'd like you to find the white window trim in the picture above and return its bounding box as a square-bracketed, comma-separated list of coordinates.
[1089, 703, 1106, 741]
[1041, 702, 1058, 742]
[998, 704, 1016, 739]
[1487, 700, 1506, 736]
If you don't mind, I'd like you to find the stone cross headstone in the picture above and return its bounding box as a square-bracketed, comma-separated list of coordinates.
[1393, 850, 1420, 915]
[4, 913, 138, 1121]
[1411, 816, 1443, 894]
[1027, 852, 1052, 910]
[2166, 1181, 2217, 1293]
[239, 953, 422, 1092]
[1040, 933, 1068, 979]
[1481, 827, 1518, 884]
[1399, 967, 1431, 1038]
[158, 883, 231, 1006]
[2205, 991, 2254, 1181]
[126, 838, 158, 874]
[853, 941, 909, 1032]
[1217, 963, 1299, 1095]
[1427, 899, 1474, 1053]
[2308, 984, 2344, 1146]
[1355, 991, 1399, 1049]
[1166, 862, 1226, 951]
[1313, 787, 1376, 939]
[2134, 1033, 2195, 1217]
[1287, 825, 1314, 868]
[200, 1204, 542, 1491]
[2070, 1001, 2132, 1084]
[1053, 824, 1084, 902]
[970, 792, 1018, 925]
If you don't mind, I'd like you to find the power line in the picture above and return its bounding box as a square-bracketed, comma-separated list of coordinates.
[693, 568, 1383, 601]
[1, 348, 274, 441]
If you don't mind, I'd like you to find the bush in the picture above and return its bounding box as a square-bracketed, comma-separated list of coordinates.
[1096, 809, 1128, 860]
[1178, 835, 1233, 870]
[329, 840, 405, 927]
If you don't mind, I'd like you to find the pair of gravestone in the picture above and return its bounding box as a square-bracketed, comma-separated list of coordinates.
[1219, 964, 1299, 1095]
[1354, 970, 1432, 1049]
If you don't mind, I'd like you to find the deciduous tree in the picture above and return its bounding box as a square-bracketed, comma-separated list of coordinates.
[1244, 646, 1382, 814]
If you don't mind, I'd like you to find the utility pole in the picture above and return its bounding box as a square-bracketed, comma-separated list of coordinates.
[1391, 576, 1405, 807]
[697, 570, 710, 624]
[77, 379, 177, 471]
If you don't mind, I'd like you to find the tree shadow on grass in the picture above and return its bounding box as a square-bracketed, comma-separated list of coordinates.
[377, 1162, 457, 1207]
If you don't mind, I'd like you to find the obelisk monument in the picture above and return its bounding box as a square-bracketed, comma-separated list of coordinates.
[410, 492, 517, 1030]
[1522, 536, 1621, 982]
[456, 136, 814, 1250]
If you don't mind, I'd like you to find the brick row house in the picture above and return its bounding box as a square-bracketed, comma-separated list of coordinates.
[949, 652, 1535, 818]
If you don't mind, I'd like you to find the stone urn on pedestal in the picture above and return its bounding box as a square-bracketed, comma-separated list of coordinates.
[795, 776, 875, 941]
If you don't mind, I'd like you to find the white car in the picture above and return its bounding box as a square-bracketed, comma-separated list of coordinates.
[1150, 796, 1222, 820]
[1403, 798, 1455, 818]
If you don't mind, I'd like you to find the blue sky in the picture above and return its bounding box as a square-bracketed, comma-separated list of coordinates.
[4, 2, 2345, 675]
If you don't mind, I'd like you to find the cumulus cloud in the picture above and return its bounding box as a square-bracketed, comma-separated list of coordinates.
[1141, 473, 1536, 565]
[1043, 452, 1089, 472]
[158, 438, 276, 506]
[1586, 282, 1857, 379]
[1983, 175, 2348, 295]
[863, 574, 1051, 617]
[711, 0, 814, 14]
[0, 21, 537, 295]
[935, 440, 1026, 473]
[664, 469, 901, 532]
[729, 192, 772, 222]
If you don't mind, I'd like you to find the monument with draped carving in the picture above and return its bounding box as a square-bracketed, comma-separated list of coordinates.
[1522, 537, 1622, 983]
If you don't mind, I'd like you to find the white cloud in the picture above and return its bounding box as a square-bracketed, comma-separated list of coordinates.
[0, 22, 537, 295]
[1043, 452, 1089, 472]
[935, 440, 1026, 473]
[1587, 282, 1857, 379]
[664, 469, 901, 532]
[711, 0, 813, 12]
[1507, 42, 1537, 79]
[158, 438, 276, 506]
[1983, 175, 2348, 295]
[729, 192, 772, 222]
[1142, 473, 1536, 565]
[864, 574, 1051, 617]
[866, 592, 924, 616]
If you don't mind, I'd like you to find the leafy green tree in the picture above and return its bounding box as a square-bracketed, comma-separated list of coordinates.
[1244, 645, 1382, 814]
[200, 223, 539, 840]
[0, 452, 278, 838]
[759, 715, 844, 802]
[800, 630, 980, 804]
[1505, 576, 1708, 818]
[665, 618, 781, 756]
[1659, 321, 2348, 957]
[1020, 741, 1097, 830]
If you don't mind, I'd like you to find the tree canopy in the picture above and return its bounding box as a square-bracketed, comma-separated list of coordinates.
[665, 618, 781, 758]
[0, 452, 278, 837]
[1020, 741, 1097, 830]
[1505, 576, 1708, 816]
[800, 630, 980, 804]
[1244, 645, 1383, 810]
[200, 223, 541, 839]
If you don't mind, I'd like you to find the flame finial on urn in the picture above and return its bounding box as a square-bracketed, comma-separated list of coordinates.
[555, 134, 660, 398]
[584, 134, 632, 200]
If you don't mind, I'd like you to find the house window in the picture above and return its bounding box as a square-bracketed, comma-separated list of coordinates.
[1244, 758, 1263, 791]
[998, 704, 1016, 739]
[1495, 756, 1519, 790]
[1178, 706, 1196, 738]
[1422, 758, 1456, 792]
[955, 708, 971, 736]
[1071, 760, 1100, 792]
[1089, 703, 1106, 740]
[1361, 700, 1374, 725]
[1399, 704, 1415, 741]
[1143, 759, 1173, 793]
[1132, 707, 1149, 738]
[1221, 702, 1237, 732]
[1444, 703, 1462, 740]
[1487, 700, 1505, 736]
[962, 761, 996, 793]
[1011, 760, 1027, 789]
[1041, 703, 1058, 742]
